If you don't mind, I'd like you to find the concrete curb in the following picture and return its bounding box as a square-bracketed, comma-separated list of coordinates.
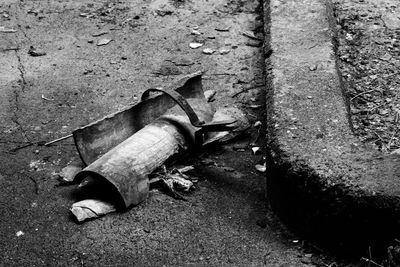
[264, 0, 400, 255]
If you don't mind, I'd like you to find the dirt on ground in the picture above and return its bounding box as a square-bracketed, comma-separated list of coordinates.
[0, 0, 353, 266]
[334, 0, 400, 153]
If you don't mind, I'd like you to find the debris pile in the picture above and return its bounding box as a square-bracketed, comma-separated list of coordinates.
[53, 73, 250, 222]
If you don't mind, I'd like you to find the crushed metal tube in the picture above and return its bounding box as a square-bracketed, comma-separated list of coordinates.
[66, 72, 249, 222]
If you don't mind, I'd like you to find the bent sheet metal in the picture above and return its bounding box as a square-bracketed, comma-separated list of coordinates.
[71, 72, 246, 213]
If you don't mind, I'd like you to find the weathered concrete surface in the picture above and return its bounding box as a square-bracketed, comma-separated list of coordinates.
[264, 0, 400, 256]
[0, 0, 343, 265]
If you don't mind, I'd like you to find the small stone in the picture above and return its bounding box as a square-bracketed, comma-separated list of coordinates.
[223, 167, 235, 172]
[83, 69, 93, 75]
[59, 164, 82, 182]
[249, 104, 262, 109]
[242, 31, 262, 41]
[309, 65, 317, 71]
[189, 42, 203, 49]
[28, 46, 46, 57]
[92, 31, 108, 37]
[0, 26, 17, 33]
[345, 33, 353, 41]
[251, 147, 260, 155]
[301, 257, 312, 264]
[215, 25, 230, 32]
[16, 231, 24, 237]
[219, 48, 230, 55]
[155, 7, 173, 16]
[254, 121, 262, 127]
[97, 38, 112, 46]
[191, 30, 201, 35]
[202, 48, 215, 54]
[246, 40, 262, 47]
[255, 163, 266, 172]
[307, 95, 313, 99]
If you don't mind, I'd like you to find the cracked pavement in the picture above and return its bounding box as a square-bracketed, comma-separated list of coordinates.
[0, 0, 349, 266]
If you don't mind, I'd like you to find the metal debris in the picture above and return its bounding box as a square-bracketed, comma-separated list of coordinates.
[59, 164, 83, 183]
[71, 199, 117, 222]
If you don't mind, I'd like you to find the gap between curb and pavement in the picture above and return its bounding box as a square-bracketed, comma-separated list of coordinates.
[264, 0, 400, 256]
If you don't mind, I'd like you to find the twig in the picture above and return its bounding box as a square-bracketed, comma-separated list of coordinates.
[41, 94, 54, 101]
[231, 84, 265, 97]
[387, 129, 398, 150]
[368, 102, 386, 113]
[8, 140, 46, 153]
[372, 130, 384, 142]
[350, 89, 376, 101]
[44, 134, 73, 146]
[28, 176, 39, 194]
[360, 257, 383, 267]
